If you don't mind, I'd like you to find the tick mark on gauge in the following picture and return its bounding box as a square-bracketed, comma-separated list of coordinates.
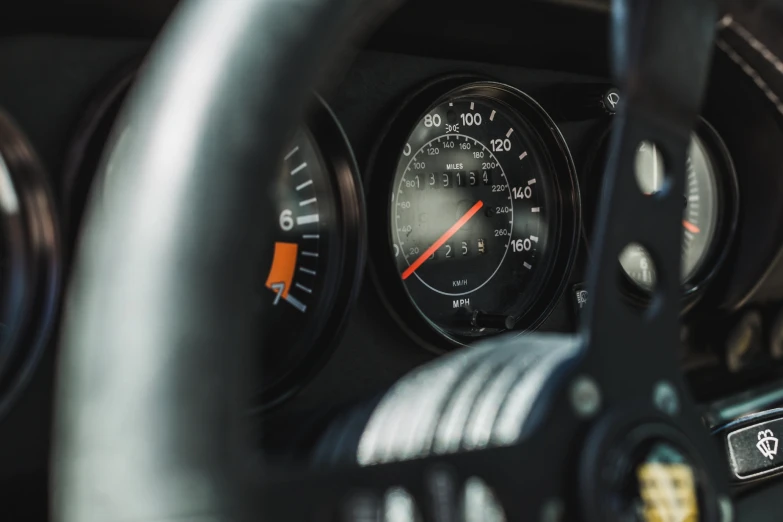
[295, 283, 312, 294]
[490, 110, 496, 121]
[531, 207, 540, 213]
[689, 195, 700, 202]
[290, 162, 308, 175]
[506, 128, 514, 138]
[286, 294, 307, 313]
[531, 236, 539, 242]
[299, 198, 317, 207]
[299, 267, 316, 276]
[284, 146, 299, 160]
[301, 251, 318, 258]
[296, 180, 313, 191]
[296, 214, 319, 225]
[470, 102, 475, 110]
[519, 151, 528, 160]
[449, 102, 454, 106]
[528, 179, 536, 185]
[302, 234, 319, 239]
[524, 262, 532, 269]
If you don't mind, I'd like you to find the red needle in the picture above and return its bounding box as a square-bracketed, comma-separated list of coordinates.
[402, 200, 484, 280]
[682, 220, 700, 234]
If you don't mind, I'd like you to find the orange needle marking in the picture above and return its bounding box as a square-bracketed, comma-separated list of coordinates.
[402, 200, 484, 280]
[683, 220, 700, 234]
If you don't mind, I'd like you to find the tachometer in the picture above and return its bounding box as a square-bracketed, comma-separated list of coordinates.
[62, 72, 363, 409]
[259, 96, 364, 407]
[381, 81, 579, 345]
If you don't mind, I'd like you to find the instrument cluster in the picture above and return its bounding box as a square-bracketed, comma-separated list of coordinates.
[365, 76, 738, 352]
[57, 59, 743, 410]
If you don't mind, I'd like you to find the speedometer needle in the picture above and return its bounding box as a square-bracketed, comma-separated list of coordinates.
[402, 200, 484, 280]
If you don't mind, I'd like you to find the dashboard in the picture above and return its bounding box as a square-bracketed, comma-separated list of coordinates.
[3, 0, 783, 517]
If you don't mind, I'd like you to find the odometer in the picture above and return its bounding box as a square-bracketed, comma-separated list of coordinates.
[387, 82, 579, 344]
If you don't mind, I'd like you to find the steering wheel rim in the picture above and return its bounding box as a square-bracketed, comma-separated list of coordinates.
[53, 0, 780, 520]
[52, 0, 397, 519]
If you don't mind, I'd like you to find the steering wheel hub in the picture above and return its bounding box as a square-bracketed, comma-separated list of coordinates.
[581, 414, 723, 522]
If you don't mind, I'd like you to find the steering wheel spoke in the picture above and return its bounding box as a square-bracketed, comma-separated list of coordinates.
[582, 0, 720, 395]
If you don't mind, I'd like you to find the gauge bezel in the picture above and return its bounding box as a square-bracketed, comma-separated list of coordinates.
[367, 77, 581, 351]
[583, 117, 739, 310]
[0, 110, 61, 419]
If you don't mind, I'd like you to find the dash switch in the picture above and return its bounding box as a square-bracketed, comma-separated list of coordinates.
[717, 411, 783, 481]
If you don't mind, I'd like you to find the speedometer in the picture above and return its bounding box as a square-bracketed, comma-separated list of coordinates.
[383, 81, 579, 345]
[395, 133, 533, 296]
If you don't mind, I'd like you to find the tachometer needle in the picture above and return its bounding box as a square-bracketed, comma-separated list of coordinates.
[402, 200, 484, 280]
[683, 220, 700, 234]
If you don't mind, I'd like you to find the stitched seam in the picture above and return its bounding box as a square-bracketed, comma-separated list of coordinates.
[716, 38, 783, 116]
[723, 14, 783, 77]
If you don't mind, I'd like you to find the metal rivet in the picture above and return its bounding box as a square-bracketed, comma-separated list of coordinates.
[653, 380, 680, 416]
[718, 495, 734, 522]
[570, 376, 601, 418]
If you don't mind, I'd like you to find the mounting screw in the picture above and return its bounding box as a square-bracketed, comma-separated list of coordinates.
[653, 381, 679, 416]
[570, 376, 601, 418]
[718, 495, 733, 522]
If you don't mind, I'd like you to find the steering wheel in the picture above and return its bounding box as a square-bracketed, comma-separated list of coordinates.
[51, 0, 783, 520]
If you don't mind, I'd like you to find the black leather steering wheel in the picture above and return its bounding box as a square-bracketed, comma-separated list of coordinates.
[51, 0, 783, 520]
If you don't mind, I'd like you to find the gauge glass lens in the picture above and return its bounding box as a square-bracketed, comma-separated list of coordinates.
[619, 134, 719, 289]
[389, 90, 568, 341]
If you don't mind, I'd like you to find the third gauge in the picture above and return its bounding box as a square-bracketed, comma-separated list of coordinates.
[586, 118, 738, 307]
[381, 81, 580, 346]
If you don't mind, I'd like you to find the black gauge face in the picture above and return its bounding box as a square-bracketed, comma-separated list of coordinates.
[619, 136, 719, 289]
[266, 128, 335, 322]
[388, 82, 578, 343]
[258, 100, 364, 407]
